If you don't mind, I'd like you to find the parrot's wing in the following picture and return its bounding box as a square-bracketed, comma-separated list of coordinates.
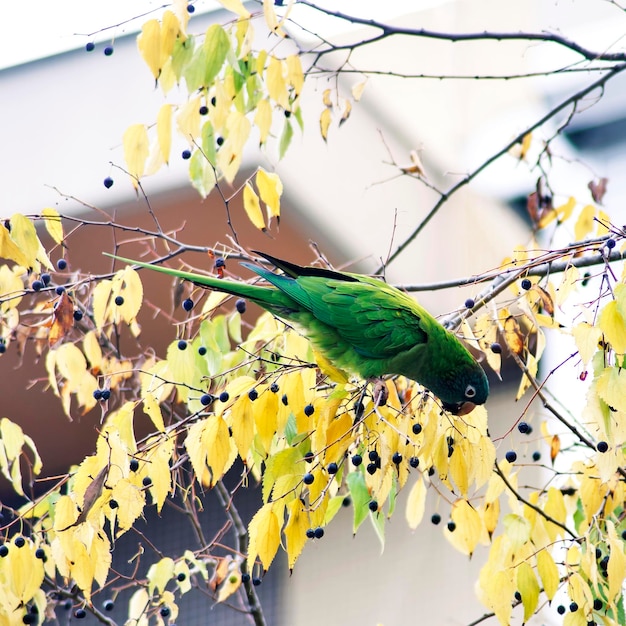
[249, 265, 431, 359]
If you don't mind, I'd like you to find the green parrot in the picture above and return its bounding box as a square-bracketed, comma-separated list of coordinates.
[106, 251, 489, 415]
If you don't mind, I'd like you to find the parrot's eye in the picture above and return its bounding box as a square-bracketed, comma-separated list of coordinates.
[464, 384, 476, 399]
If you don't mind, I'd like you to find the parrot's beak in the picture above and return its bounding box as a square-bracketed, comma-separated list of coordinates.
[442, 401, 476, 416]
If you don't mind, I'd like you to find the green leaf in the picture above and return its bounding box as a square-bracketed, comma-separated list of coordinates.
[171, 36, 195, 81]
[370, 508, 385, 551]
[279, 119, 293, 159]
[189, 150, 216, 197]
[346, 471, 370, 534]
[202, 24, 230, 86]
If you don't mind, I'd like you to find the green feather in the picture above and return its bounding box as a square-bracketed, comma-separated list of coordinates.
[104, 251, 489, 414]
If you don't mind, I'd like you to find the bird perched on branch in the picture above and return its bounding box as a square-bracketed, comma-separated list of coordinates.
[106, 251, 489, 415]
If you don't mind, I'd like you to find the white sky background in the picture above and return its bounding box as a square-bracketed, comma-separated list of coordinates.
[0, 0, 448, 70]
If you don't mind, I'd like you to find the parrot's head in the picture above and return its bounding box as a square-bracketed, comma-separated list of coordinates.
[439, 361, 489, 416]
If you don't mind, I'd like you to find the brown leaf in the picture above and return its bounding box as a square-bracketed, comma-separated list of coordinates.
[504, 316, 524, 356]
[550, 434, 560, 464]
[588, 177, 608, 204]
[49, 291, 75, 347]
[532, 285, 554, 317]
[59, 464, 109, 531]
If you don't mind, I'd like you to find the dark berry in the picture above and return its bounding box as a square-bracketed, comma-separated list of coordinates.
[22, 614, 36, 624]
[368, 450, 379, 462]
[198, 346, 207, 355]
[327, 462, 338, 474]
[241, 572, 250, 583]
[114, 295, 124, 306]
[35, 548, 45, 559]
[177, 572, 186, 581]
[214, 257, 226, 269]
[532, 451, 541, 462]
[518, 422, 530, 434]
[447, 521, 456, 532]
[0, 342, 6, 354]
[392, 452, 402, 464]
[490, 342, 502, 354]
[270, 382, 279, 393]
[55, 286, 65, 295]
[284, 109, 291, 118]
[200, 394, 214, 406]
[622, 530, 626, 540]
[142, 476, 152, 486]
[521, 278, 532, 290]
[57, 258, 68, 270]
[187, 3, 195, 13]
[85, 42, 95, 52]
[428, 466, 435, 476]
[304, 404, 315, 416]
[593, 598, 603, 610]
[596, 548, 603, 559]
[313, 527, 324, 539]
[448, 445, 454, 457]
[368, 500, 378, 512]
[366, 463, 377, 475]
[216, 136, 224, 146]
[409, 456, 419, 468]
[182, 298, 194, 311]
[351, 454, 362, 467]
[505, 450, 517, 463]
[211, 96, 217, 106]
[431, 513, 441, 525]
[342, 497, 351, 507]
[0, 545, 7, 557]
[304, 451, 314, 463]
[103, 45, 114, 56]
[412, 423, 422, 435]
[464, 298, 475, 309]
[14, 536, 25, 548]
[570, 602, 578, 612]
[514, 591, 521, 602]
[303, 473, 314, 485]
[100, 389, 110, 401]
[252, 577, 262, 586]
[181, 149, 192, 160]
[160, 606, 170, 617]
[606, 238, 616, 249]
[597, 441, 608, 453]
[41, 273, 51, 286]
[129, 459, 139, 472]
[109, 499, 118, 509]
[31, 280, 43, 292]
[281, 394, 288, 405]
[248, 389, 258, 401]
[177, 340, 187, 350]
[306, 528, 315, 538]
[74, 609, 86, 619]
[73, 309, 83, 321]
[236, 298, 246, 314]
[199, 105, 208, 115]
[93, 389, 103, 401]
[103, 599, 114, 611]
[219, 391, 229, 402]
[103, 177, 114, 188]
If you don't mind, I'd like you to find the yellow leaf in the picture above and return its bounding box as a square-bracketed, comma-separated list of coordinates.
[322, 89, 332, 108]
[339, 99, 352, 126]
[607, 520, 626, 603]
[599, 284, 626, 353]
[519, 132, 532, 160]
[320, 107, 332, 142]
[41, 207, 63, 244]
[230, 393, 255, 459]
[254, 98, 272, 145]
[544, 487, 566, 541]
[160, 10, 181, 58]
[111, 478, 145, 530]
[536, 548, 559, 600]
[516, 561, 539, 622]
[503, 513, 530, 549]
[286, 54, 304, 95]
[284, 499, 309, 570]
[10, 214, 41, 269]
[445, 499, 483, 557]
[572, 322, 602, 366]
[185, 416, 233, 487]
[243, 182, 266, 230]
[575, 204, 596, 240]
[137, 19, 162, 79]
[215, 0, 250, 18]
[405, 476, 426, 530]
[148, 557, 175, 596]
[556, 266, 579, 307]
[482, 498, 500, 538]
[112, 267, 143, 326]
[262, 0, 280, 33]
[266, 55, 288, 107]
[596, 366, 626, 412]
[141, 433, 174, 512]
[123, 124, 149, 182]
[157, 103, 173, 164]
[143, 393, 165, 432]
[351, 80, 367, 101]
[517, 353, 537, 400]
[253, 388, 278, 453]
[127, 588, 150, 626]
[256, 168, 282, 221]
[247, 502, 281, 571]
[176, 96, 202, 144]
